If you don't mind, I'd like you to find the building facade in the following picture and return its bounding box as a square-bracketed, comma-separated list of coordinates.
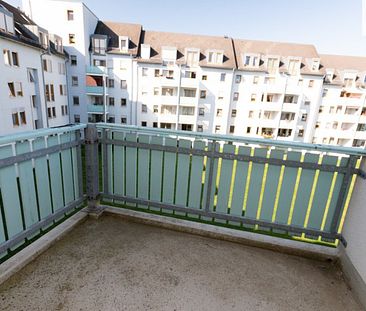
[0, 0, 364, 148]
[0, 0, 69, 135]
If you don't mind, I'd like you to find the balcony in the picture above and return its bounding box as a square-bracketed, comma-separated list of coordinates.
[0, 124, 366, 310]
[86, 65, 107, 76]
[86, 86, 105, 95]
[87, 104, 106, 114]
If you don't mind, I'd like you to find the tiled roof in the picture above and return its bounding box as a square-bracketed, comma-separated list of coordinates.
[320, 54, 366, 87]
[139, 30, 236, 69]
[234, 39, 325, 75]
[94, 21, 142, 56]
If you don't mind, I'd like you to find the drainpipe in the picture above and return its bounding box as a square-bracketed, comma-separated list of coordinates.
[226, 68, 236, 134]
[176, 64, 182, 130]
[40, 49, 50, 128]
[134, 60, 139, 126]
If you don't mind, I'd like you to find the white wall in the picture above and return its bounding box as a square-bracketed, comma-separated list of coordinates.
[0, 38, 45, 135]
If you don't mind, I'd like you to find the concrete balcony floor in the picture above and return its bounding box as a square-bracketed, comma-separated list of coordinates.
[0, 215, 362, 311]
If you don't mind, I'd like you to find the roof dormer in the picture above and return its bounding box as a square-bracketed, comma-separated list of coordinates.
[119, 36, 129, 52]
[141, 44, 151, 59]
[266, 55, 279, 74]
[287, 57, 302, 75]
[161, 46, 177, 62]
[185, 48, 200, 67]
[311, 58, 320, 71]
[207, 50, 224, 65]
[0, 6, 14, 34]
[242, 53, 260, 68]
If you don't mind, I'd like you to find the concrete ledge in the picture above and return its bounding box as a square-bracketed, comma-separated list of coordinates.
[0, 209, 88, 285]
[338, 245, 366, 310]
[103, 206, 339, 261]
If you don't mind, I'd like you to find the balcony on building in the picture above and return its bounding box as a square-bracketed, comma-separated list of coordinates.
[0, 124, 366, 310]
[86, 66, 107, 96]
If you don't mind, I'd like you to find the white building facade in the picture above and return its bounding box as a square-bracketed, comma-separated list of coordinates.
[1, 0, 365, 148]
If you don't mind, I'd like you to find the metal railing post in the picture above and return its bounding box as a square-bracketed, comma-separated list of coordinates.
[85, 124, 101, 214]
[330, 155, 358, 241]
[204, 140, 216, 213]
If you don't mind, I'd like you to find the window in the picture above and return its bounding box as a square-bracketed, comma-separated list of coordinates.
[197, 125, 203, 132]
[121, 117, 127, 124]
[284, 95, 298, 104]
[69, 34, 76, 44]
[73, 96, 79, 106]
[216, 109, 223, 117]
[121, 80, 127, 89]
[253, 76, 259, 84]
[265, 77, 275, 84]
[233, 92, 239, 101]
[281, 112, 295, 121]
[142, 68, 148, 76]
[298, 79, 303, 86]
[184, 71, 196, 79]
[58, 62, 66, 75]
[288, 59, 300, 75]
[229, 125, 235, 134]
[8, 82, 15, 97]
[312, 59, 319, 71]
[304, 101, 310, 106]
[121, 98, 127, 106]
[153, 87, 159, 96]
[31, 95, 37, 108]
[267, 57, 277, 74]
[141, 104, 147, 112]
[153, 105, 158, 113]
[246, 127, 251, 134]
[248, 111, 254, 118]
[207, 51, 223, 64]
[217, 91, 224, 100]
[243, 55, 259, 67]
[71, 76, 78, 86]
[308, 80, 314, 88]
[67, 10, 74, 20]
[92, 37, 106, 54]
[12, 112, 19, 126]
[202, 75, 207, 81]
[200, 90, 206, 99]
[43, 59, 52, 72]
[107, 78, 114, 88]
[250, 94, 256, 102]
[298, 129, 304, 137]
[301, 113, 308, 121]
[59, 84, 67, 96]
[109, 97, 115, 106]
[11, 52, 19, 66]
[141, 121, 147, 127]
[215, 125, 221, 133]
[154, 69, 160, 77]
[162, 70, 174, 79]
[153, 122, 158, 128]
[180, 106, 195, 116]
[278, 128, 292, 137]
[120, 38, 128, 51]
[199, 108, 205, 116]
[181, 124, 193, 131]
[15, 82, 23, 96]
[186, 50, 199, 67]
[183, 89, 196, 97]
[3, 49, 11, 65]
[231, 109, 237, 117]
[70, 55, 77, 66]
[220, 73, 226, 82]
[235, 75, 241, 83]
[93, 59, 106, 67]
[74, 114, 80, 123]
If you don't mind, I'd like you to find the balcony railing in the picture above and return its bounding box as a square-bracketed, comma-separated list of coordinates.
[86, 86, 105, 95]
[87, 104, 106, 114]
[1, 123, 366, 263]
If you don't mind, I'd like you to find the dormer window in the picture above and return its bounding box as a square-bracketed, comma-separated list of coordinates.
[0, 7, 14, 34]
[288, 59, 300, 75]
[243, 54, 259, 67]
[267, 57, 278, 74]
[186, 49, 199, 67]
[311, 59, 320, 71]
[119, 36, 129, 52]
[161, 46, 177, 62]
[207, 50, 223, 65]
[92, 36, 107, 55]
[39, 31, 49, 48]
[141, 44, 150, 59]
[344, 78, 354, 88]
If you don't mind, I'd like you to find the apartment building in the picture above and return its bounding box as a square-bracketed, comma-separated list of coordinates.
[0, 0, 69, 135]
[22, 0, 99, 124]
[314, 55, 366, 148]
[12, 0, 366, 148]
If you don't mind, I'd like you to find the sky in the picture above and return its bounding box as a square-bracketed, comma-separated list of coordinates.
[6, 0, 366, 57]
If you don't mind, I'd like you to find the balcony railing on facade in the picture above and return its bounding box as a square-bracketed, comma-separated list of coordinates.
[1, 123, 366, 264]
